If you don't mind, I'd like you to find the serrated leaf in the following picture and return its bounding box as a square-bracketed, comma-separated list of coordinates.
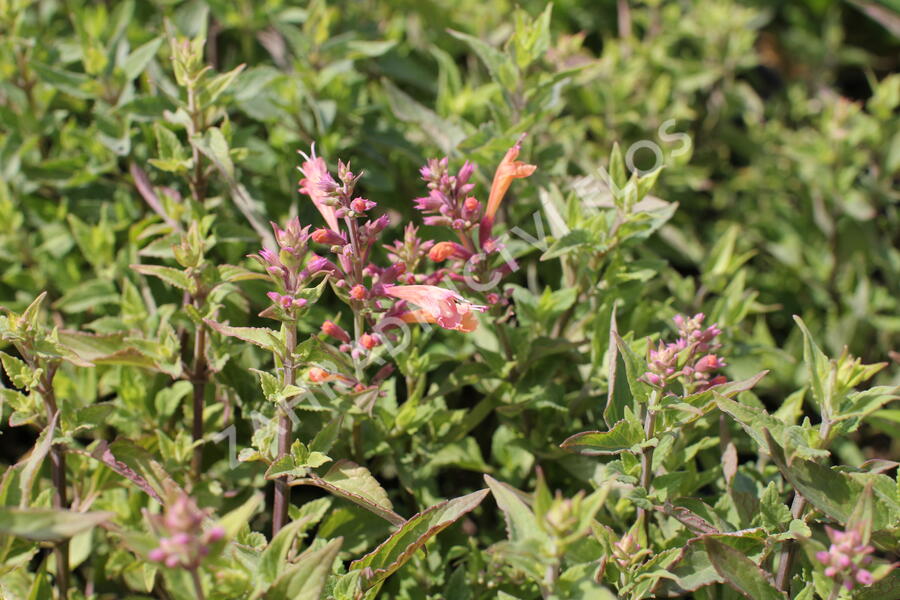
[484, 475, 545, 545]
[204, 319, 284, 355]
[765, 430, 896, 530]
[560, 418, 644, 455]
[131, 264, 192, 291]
[294, 460, 403, 526]
[350, 489, 490, 589]
[704, 537, 785, 600]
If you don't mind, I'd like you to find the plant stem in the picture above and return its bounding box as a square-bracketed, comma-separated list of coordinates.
[774, 418, 832, 591]
[637, 390, 659, 545]
[826, 579, 843, 600]
[272, 322, 297, 535]
[190, 568, 205, 600]
[190, 319, 208, 481]
[40, 366, 69, 598]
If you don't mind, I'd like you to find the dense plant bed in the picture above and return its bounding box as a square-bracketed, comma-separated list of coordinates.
[1, 1, 898, 598]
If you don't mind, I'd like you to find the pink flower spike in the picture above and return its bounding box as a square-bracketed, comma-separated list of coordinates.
[816, 550, 831, 565]
[385, 285, 486, 332]
[298, 145, 340, 232]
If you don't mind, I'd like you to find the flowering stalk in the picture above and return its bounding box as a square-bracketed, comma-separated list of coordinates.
[273, 320, 297, 534]
[636, 314, 728, 544]
[253, 218, 318, 534]
[147, 492, 225, 600]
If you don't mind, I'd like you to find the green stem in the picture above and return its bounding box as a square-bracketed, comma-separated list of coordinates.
[637, 390, 659, 545]
[190, 318, 208, 482]
[774, 418, 833, 591]
[272, 322, 297, 535]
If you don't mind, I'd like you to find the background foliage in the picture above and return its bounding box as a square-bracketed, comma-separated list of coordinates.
[1, 0, 898, 598]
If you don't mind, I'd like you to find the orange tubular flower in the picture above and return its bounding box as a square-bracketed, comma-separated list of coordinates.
[428, 241, 472, 262]
[298, 147, 340, 232]
[485, 139, 537, 221]
[386, 285, 486, 332]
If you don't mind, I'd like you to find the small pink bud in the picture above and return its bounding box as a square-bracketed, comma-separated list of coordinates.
[206, 526, 225, 542]
[149, 548, 166, 562]
[856, 569, 874, 585]
[165, 555, 180, 568]
[172, 532, 191, 546]
[359, 333, 380, 350]
[350, 197, 375, 212]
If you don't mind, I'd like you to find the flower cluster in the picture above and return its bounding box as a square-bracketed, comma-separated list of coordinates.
[294, 145, 497, 389]
[641, 313, 727, 394]
[414, 135, 536, 305]
[252, 216, 333, 319]
[147, 494, 224, 570]
[816, 526, 875, 589]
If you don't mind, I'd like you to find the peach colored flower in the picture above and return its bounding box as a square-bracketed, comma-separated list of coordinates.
[298, 146, 340, 232]
[386, 285, 486, 332]
[485, 138, 537, 220]
[428, 241, 472, 262]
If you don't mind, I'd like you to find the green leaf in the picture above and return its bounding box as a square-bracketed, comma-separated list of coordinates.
[153, 123, 188, 162]
[204, 319, 284, 355]
[202, 64, 246, 107]
[560, 418, 644, 455]
[0, 508, 114, 541]
[484, 475, 546, 545]
[446, 29, 518, 89]
[294, 460, 404, 526]
[259, 518, 308, 587]
[350, 489, 490, 589]
[19, 415, 56, 507]
[765, 430, 896, 529]
[132, 264, 192, 291]
[792, 316, 832, 415]
[703, 537, 785, 600]
[219, 493, 264, 539]
[266, 537, 342, 600]
[123, 37, 163, 80]
[382, 80, 465, 155]
[613, 332, 651, 406]
[540, 229, 593, 260]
